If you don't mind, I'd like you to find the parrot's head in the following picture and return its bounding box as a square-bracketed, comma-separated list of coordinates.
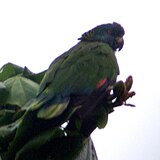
[78, 22, 125, 51]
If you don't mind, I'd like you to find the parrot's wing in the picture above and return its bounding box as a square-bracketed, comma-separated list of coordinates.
[31, 41, 119, 119]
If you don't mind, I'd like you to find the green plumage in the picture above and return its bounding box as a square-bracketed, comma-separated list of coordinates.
[40, 42, 119, 95]
[31, 42, 119, 119]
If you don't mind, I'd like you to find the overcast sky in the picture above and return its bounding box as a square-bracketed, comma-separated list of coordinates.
[0, 0, 160, 160]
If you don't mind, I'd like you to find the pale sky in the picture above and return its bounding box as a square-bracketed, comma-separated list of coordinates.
[0, 0, 160, 160]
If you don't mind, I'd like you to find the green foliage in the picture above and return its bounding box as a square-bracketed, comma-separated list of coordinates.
[0, 63, 46, 159]
[0, 63, 24, 82]
[3, 76, 39, 107]
[0, 63, 45, 108]
[0, 63, 46, 84]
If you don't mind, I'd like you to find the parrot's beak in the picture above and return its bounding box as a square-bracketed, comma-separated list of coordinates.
[116, 37, 124, 51]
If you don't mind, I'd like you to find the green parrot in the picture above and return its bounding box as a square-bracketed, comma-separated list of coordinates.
[3, 22, 125, 160]
[31, 22, 124, 119]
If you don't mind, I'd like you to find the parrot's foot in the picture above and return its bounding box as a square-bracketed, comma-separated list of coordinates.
[112, 75, 136, 108]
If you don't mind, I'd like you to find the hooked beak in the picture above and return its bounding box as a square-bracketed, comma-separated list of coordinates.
[116, 37, 124, 51]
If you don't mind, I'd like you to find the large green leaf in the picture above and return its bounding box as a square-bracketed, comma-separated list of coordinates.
[0, 63, 23, 82]
[3, 76, 39, 107]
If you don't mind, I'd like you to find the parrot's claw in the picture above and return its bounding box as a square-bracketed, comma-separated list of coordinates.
[112, 75, 136, 108]
[123, 91, 136, 107]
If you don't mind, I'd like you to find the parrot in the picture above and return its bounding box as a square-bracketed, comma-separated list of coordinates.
[3, 22, 125, 160]
[32, 22, 124, 119]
